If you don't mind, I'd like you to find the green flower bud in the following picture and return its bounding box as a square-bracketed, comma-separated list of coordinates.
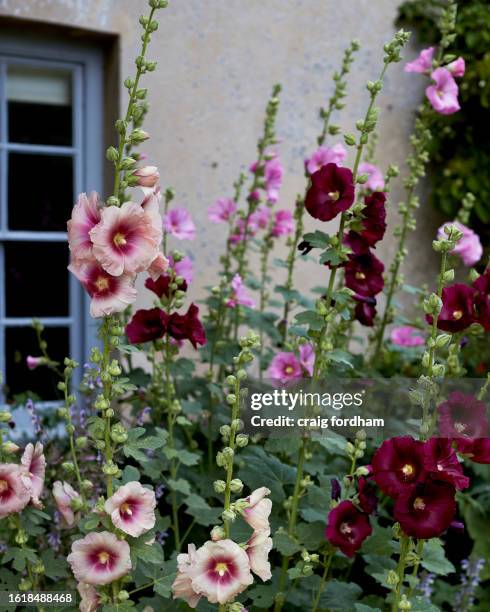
[15, 529, 28, 545]
[2, 441, 20, 454]
[213, 480, 226, 494]
[230, 479, 243, 493]
[386, 570, 399, 586]
[344, 134, 357, 146]
[62, 462, 75, 473]
[106, 146, 119, 162]
[0, 411, 12, 422]
[222, 509, 236, 522]
[226, 394, 237, 405]
[236, 434, 249, 448]
[118, 590, 130, 602]
[435, 334, 452, 349]
[226, 375, 237, 386]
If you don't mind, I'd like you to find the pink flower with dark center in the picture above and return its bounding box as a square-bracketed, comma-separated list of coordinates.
[90, 201, 161, 276]
[437, 221, 482, 267]
[271, 210, 294, 237]
[68, 260, 137, 318]
[371, 436, 427, 497]
[390, 326, 425, 347]
[105, 481, 156, 538]
[473, 268, 490, 332]
[242, 487, 272, 532]
[246, 529, 272, 581]
[264, 158, 283, 203]
[67, 531, 131, 586]
[305, 163, 355, 222]
[358, 163, 385, 192]
[249, 206, 270, 231]
[77, 582, 100, 612]
[404, 47, 435, 73]
[438, 391, 488, 439]
[447, 57, 465, 77]
[305, 143, 347, 174]
[52, 480, 82, 527]
[163, 208, 196, 241]
[226, 274, 256, 309]
[325, 500, 372, 557]
[458, 438, 490, 464]
[428, 283, 476, 333]
[21, 442, 45, 508]
[426, 67, 460, 115]
[299, 343, 314, 376]
[172, 544, 201, 608]
[267, 352, 302, 383]
[423, 438, 470, 490]
[208, 198, 237, 223]
[26, 356, 44, 370]
[67, 192, 101, 263]
[0, 464, 31, 518]
[132, 165, 159, 189]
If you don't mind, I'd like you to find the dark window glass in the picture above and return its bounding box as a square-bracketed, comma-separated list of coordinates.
[7, 66, 72, 146]
[8, 152, 73, 231]
[5, 326, 68, 400]
[4, 241, 69, 317]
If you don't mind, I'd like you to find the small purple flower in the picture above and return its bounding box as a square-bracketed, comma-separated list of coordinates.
[155, 484, 166, 500]
[137, 406, 152, 426]
[155, 530, 169, 544]
[418, 571, 435, 601]
[331, 478, 341, 500]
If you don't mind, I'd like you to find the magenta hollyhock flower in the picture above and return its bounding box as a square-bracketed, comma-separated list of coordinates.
[67, 192, 101, 263]
[359, 191, 387, 246]
[404, 47, 435, 73]
[354, 295, 377, 327]
[305, 163, 355, 222]
[20, 442, 46, 508]
[105, 481, 156, 538]
[172, 544, 201, 608]
[132, 165, 159, 189]
[249, 205, 270, 231]
[271, 209, 294, 237]
[69, 260, 137, 318]
[0, 464, 31, 518]
[299, 343, 314, 376]
[305, 143, 347, 175]
[447, 57, 465, 77]
[90, 201, 161, 276]
[52, 481, 81, 527]
[325, 500, 372, 557]
[426, 67, 460, 115]
[438, 391, 488, 439]
[357, 477, 378, 514]
[437, 221, 482, 267]
[394, 481, 456, 539]
[242, 487, 272, 532]
[163, 208, 196, 240]
[344, 249, 384, 297]
[67, 531, 131, 586]
[208, 198, 237, 224]
[166, 304, 206, 348]
[390, 326, 425, 347]
[169, 255, 193, 284]
[267, 352, 302, 383]
[246, 529, 272, 581]
[423, 438, 470, 490]
[26, 355, 44, 370]
[264, 157, 283, 203]
[371, 436, 427, 497]
[358, 163, 385, 192]
[125, 308, 167, 344]
[429, 283, 476, 333]
[77, 582, 100, 612]
[226, 274, 256, 309]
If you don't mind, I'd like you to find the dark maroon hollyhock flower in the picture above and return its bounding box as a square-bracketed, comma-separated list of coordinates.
[145, 274, 187, 299]
[126, 308, 167, 344]
[423, 438, 470, 490]
[438, 391, 488, 439]
[456, 438, 490, 464]
[394, 481, 456, 539]
[427, 284, 476, 333]
[167, 303, 206, 348]
[359, 191, 387, 247]
[325, 500, 372, 557]
[345, 250, 384, 297]
[331, 478, 341, 501]
[305, 163, 355, 222]
[357, 477, 378, 514]
[371, 436, 427, 497]
[354, 295, 377, 327]
[473, 269, 490, 331]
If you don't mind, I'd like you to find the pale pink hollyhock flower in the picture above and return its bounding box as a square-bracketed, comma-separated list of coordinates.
[77, 582, 100, 612]
[226, 274, 256, 309]
[264, 158, 283, 203]
[246, 530, 272, 581]
[299, 343, 315, 376]
[404, 47, 434, 73]
[447, 57, 465, 78]
[306, 143, 347, 174]
[272, 210, 294, 237]
[148, 252, 169, 281]
[249, 205, 270, 231]
[90, 201, 161, 276]
[26, 355, 43, 370]
[133, 165, 159, 189]
[104, 481, 156, 538]
[358, 162, 385, 191]
[67, 531, 131, 586]
[437, 221, 483, 266]
[163, 208, 196, 241]
[68, 260, 137, 318]
[426, 68, 460, 115]
[267, 352, 302, 384]
[0, 464, 31, 518]
[67, 192, 101, 263]
[390, 326, 425, 347]
[21, 442, 45, 508]
[52, 480, 81, 527]
[208, 198, 237, 223]
[188, 539, 253, 605]
[169, 255, 193, 284]
[242, 487, 272, 532]
[172, 544, 201, 608]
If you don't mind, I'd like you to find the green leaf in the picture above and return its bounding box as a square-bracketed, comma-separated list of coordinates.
[123, 427, 168, 463]
[303, 230, 330, 249]
[131, 541, 164, 566]
[176, 449, 200, 466]
[294, 310, 325, 331]
[167, 478, 191, 496]
[355, 605, 382, 612]
[184, 494, 220, 526]
[121, 465, 141, 484]
[421, 539, 455, 576]
[319, 247, 343, 266]
[320, 580, 362, 610]
[273, 531, 301, 556]
[41, 549, 69, 579]
[328, 349, 355, 369]
[296, 521, 326, 551]
[314, 431, 348, 456]
[248, 584, 277, 608]
[238, 446, 296, 502]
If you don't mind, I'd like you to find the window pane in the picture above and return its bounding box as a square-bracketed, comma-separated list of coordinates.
[5, 242, 69, 317]
[8, 152, 73, 231]
[7, 65, 72, 146]
[5, 326, 68, 400]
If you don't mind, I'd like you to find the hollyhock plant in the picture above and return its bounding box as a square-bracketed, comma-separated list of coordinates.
[459, 438, 490, 464]
[390, 325, 425, 347]
[429, 283, 476, 333]
[325, 500, 372, 557]
[170, 255, 194, 284]
[305, 143, 347, 174]
[264, 157, 283, 203]
[246, 529, 272, 581]
[26, 355, 44, 370]
[437, 221, 482, 266]
[271, 209, 294, 237]
[242, 487, 272, 532]
[344, 249, 384, 297]
[148, 251, 169, 280]
[226, 274, 256, 309]
[305, 163, 355, 222]
[132, 165, 159, 189]
[473, 268, 490, 331]
[208, 197, 237, 223]
[249, 205, 271, 231]
[67, 531, 132, 586]
[354, 295, 377, 326]
[426, 67, 460, 115]
[357, 477, 378, 514]
[163, 208, 196, 240]
[145, 273, 188, 299]
[358, 163, 385, 192]
[172, 544, 201, 608]
[104, 481, 156, 537]
[438, 391, 488, 439]
[0, 464, 31, 518]
[20, 442, 46, 508]
[125, 308, 167, 344]
[77, 582, 100, 612]
[67, 192, 101, 263]
[371, 436, 427, 497]
[299, 343, 314, 376]
[358, 191, 387, 246]
[52, 480, 82, 527]
[423, 438, 470, 490]
[404, 46, 435, 73]
[166, 304, 206, 348]
[447, 57, 465, 77]
[267, 352, 302, 383]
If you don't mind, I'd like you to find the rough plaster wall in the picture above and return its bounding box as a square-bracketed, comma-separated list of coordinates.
[0, 0, 440, 317]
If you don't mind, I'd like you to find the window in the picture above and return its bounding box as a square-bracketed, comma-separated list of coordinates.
[0, 33, 104, 403]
